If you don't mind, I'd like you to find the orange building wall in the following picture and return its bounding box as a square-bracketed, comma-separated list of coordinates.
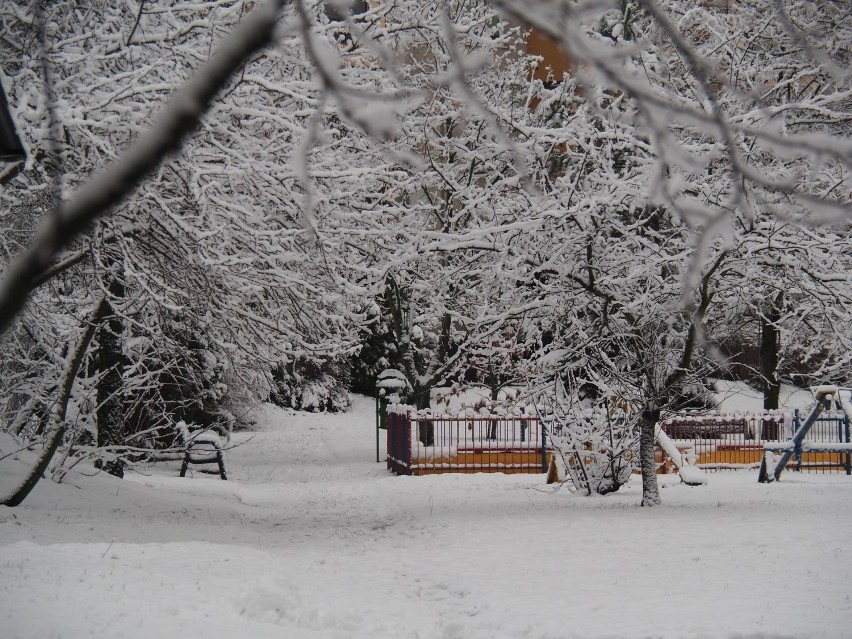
[526, 29, 572, 86]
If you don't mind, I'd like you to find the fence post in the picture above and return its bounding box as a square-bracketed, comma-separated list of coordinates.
[540, 416, 547, 473]
[845, 415, 851, 476]
[405, 410, 413, 475]
[793, 409, 802, 471]
[386, 411, 394, 473]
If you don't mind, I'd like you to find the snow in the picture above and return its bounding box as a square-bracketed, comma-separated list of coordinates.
[801, 442, 852, 452]
[839, 393, 852, 423]
[2, 394, 851, 638]
[376, 368, 408, 390]
[812, 385, 839, 400]
[676, 464, 708, 485]
[712, 379, 814, 412]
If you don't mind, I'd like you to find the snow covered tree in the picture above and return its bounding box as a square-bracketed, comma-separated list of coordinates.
[661, 0, 852, 407]
[545, 376, 640, 495]
[493, 0, 852, 504]
[0, 0, 849, 509]
[0, 0, 381, 481]
[711, 220, 852, 407]
[342, 0, 550, 412]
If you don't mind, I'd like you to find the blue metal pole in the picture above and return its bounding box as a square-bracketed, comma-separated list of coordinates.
[772, 397, 831, 481]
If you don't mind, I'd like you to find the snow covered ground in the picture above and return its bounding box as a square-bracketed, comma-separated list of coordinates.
[712, 379, 814, 413]
[2, 394, 850, 639]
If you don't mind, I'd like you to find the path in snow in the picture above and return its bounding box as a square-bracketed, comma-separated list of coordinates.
[1, 394, 851, 638]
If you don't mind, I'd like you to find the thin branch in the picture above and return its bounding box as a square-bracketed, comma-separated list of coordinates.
[126, 0, 147, 47]
[0, 0, 289, 335]
[1, 296, 108, 507]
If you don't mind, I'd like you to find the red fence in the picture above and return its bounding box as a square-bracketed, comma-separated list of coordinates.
[661, 411, 851, 473]
[386, 408, 546, 475]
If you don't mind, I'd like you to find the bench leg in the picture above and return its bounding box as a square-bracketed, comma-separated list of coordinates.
[179, 450, 227, 479]
[217, 450, 227, 480]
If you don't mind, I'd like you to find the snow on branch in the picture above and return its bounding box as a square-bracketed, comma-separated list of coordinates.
[0, 0, 290, 334]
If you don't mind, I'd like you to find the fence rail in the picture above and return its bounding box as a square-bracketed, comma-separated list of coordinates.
[388, 407, 851, 477]
[386, 408, 546, 475]
[661, 411, 851, 474]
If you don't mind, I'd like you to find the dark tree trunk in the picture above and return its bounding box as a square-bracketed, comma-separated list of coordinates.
[96, 276, 126, 478]
[436, 312, 452, 365]
[414, 384, 434, 446]
[760, 293, 783, 411]
[414, 387, 430, 410]
[639, 407, 661, 507]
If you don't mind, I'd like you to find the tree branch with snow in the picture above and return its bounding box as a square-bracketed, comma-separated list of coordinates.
[0, 0, 289, 334]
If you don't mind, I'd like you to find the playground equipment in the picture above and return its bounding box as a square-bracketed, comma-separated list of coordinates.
[758, 386, 852, 483]
[660, 409, 852, 473]
[655, 425, 707, 485]
[661, 412, 788, 470]
[541, 413, 707, 491]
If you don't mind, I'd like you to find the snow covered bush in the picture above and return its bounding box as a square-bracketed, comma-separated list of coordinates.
[349, 295, 401, 397]
[123, 311, 236, 445]
[270, 357, 352, 413]
[544, 380, 639, 495]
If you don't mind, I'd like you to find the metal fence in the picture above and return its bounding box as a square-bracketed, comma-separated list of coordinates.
[386, 408, 547, 475]
[661, 411, 851, 474]
[387, 407, 851, 477]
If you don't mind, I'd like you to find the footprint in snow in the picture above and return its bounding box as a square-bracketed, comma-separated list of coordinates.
[415, 581, 469, 602]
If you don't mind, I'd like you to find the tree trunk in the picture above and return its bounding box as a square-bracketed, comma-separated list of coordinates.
[436, 311, 452, 365]
[760, 294, 782, 411]
[414, 383, 434, 446]
[639, 407, 661, 507]
[2, 298, 107, 506]
[96, 276, 126, 478]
